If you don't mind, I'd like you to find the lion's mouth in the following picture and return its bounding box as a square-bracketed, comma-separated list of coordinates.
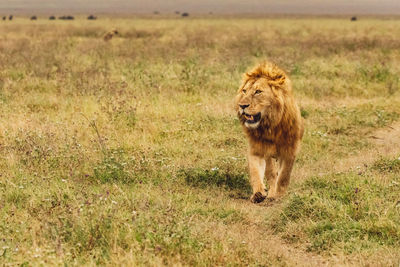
[243, 112, 261, 124]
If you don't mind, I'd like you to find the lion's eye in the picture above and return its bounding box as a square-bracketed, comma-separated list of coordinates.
[255, 90, 262, 94]
[242, 90, 247, 94]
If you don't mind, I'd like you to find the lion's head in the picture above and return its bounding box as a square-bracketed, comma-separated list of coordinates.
[235, 62, 291, 130]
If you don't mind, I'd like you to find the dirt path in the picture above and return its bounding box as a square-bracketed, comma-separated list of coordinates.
[337, 121, 400, 173]
[233, 121, 400, 266]
[296, 121, 400, 180]
[369, 121, 400, 157]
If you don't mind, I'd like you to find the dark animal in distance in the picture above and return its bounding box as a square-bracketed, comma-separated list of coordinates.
[59, 16, 74, 20]
[351, 16, 357, 21]
[49, 16, 56, 20]
[181, 12, 189, 17]
[87, 15, 97, 20]
[2, 16, 6, 21]
[104, 29, 119, 41]
[9, 15, 13, 20]
[30, 16, 37, 20]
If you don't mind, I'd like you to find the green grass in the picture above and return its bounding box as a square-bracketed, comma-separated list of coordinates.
[1, 17, 400, 266]
[271, 165, 400, 253]
[372, 156, 400, 173]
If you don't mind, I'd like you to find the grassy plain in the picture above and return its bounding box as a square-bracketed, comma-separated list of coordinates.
[1, 16, 400, 266]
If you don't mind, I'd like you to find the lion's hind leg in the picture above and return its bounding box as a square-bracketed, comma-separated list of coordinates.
[265, 156, 278, 200]
[270, 156, 295, 199]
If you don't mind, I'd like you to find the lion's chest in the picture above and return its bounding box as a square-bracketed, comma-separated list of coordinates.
[248, 138, 277, 158]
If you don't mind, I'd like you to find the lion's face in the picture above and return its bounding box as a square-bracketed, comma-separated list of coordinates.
[235, 77, 282, 129]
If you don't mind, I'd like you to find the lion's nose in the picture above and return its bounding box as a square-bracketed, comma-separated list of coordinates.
[239, 104, 249, 109]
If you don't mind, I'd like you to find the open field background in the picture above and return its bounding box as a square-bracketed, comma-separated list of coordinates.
[1, 17, 400, 266]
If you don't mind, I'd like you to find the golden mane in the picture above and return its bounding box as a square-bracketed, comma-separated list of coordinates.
[244, 62, 289, 90]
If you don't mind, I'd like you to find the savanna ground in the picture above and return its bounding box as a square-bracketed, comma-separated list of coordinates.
[1, 16, 400, 266]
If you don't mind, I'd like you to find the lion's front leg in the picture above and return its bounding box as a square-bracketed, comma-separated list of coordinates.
[269, 156, 295, 199]
[248, 153, 267, 203]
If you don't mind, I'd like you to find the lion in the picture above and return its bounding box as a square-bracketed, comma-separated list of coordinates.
[103, 29, 118, 41]
[235, 61, 304, 203]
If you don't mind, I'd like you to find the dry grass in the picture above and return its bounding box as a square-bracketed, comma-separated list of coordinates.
[1, 17, 400, 266]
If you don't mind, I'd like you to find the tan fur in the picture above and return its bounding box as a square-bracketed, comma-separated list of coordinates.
[103, 29, 119, 41]
[235, 62, 304, 203]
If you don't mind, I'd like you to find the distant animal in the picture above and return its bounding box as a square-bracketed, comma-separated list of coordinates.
[49, 16, 56, 20]
[351, 16, 357, 21]
[59, 15, 74, 20]
[30, 16, 37, 20]
[181, 12, 189, 17]
[235, 62, 304, 203]
[9, 15, 13, 20]
[87, 15, 97, 20]
[2, 16, 5, 21]
[153, 11, 159, 15]
[103, 29, 119, 41]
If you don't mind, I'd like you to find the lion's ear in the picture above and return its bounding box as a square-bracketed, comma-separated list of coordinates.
[268, 73, 286, 89]
[245, 72, 253, 78]
[265, 65, 289, 92]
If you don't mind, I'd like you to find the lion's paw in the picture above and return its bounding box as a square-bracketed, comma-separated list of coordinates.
[250, 192, 267, 203]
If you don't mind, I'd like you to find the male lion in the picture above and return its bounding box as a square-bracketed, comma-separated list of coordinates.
[235, 62, 304, 203]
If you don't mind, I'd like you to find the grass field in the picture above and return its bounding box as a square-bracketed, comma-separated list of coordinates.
[1, 17, 400, 266]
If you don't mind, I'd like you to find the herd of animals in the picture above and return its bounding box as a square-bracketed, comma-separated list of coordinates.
[1, 12, 193, 21]
[2, 14, 357, 21]
[1, 15, 96, 20]
[1, 14, 126, 42]
[1, 13, 194, 42]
